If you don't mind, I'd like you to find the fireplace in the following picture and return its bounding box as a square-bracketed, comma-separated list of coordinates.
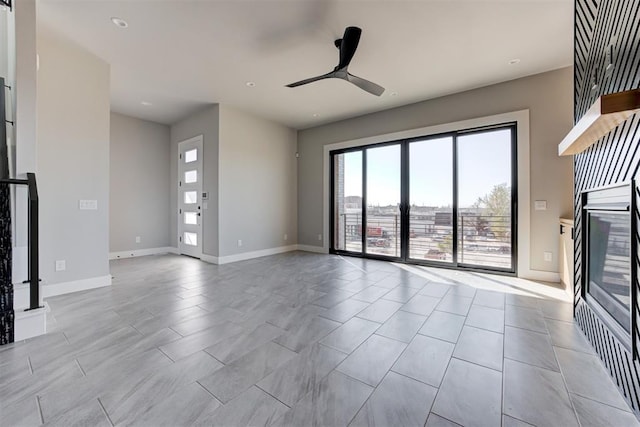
[583, 184, 632, 341]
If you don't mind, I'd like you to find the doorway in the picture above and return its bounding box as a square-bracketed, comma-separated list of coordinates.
[178, 135, 203, 258]
[331, 124, 517, 274]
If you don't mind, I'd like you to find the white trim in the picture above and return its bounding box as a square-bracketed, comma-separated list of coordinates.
[13, 282, 31, 310]
[321, 110, 542, 279]
[12, 245, 28, 284]
[201, 245, 298, 265]
[520, 270, 562, 283]
[14, 303, 47, 341]
[297, 244, 328, 254]
[109, 247, 178, 260]
[200, 253, 220, 264]
[42, 274, 112, 298]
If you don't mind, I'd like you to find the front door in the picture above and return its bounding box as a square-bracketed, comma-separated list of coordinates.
[178, 136, 203, 258]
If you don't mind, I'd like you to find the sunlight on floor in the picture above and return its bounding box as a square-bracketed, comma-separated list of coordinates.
[394, 263, 572, 303]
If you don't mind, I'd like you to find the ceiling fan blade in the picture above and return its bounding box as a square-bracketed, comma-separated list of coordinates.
[286, 71, 335, 88]
[346, 73, 385, 96]
[338, 26, 362, 69]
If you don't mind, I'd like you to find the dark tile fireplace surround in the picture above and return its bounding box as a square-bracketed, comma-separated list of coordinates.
[573, 0, 640, 415]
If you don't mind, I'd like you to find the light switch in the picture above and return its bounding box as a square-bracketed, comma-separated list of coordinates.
[534, 200, 547, 211]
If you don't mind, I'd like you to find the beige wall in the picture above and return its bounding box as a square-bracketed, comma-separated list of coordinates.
[110, 112, 170, 253]
[170, 105, 219, 256]
[218, 105, 297, 257]
[297, 67, 573, 273]
[37, 28, 110, 284]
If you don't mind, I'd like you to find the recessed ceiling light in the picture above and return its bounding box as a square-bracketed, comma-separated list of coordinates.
[312, 113, 320, 117]
[141, 101, 152, 106]
[390, 92, 398, 97]
[111, 17, 128, 28]
[246, 81, 256, 87]
[508, 58, 521, 65]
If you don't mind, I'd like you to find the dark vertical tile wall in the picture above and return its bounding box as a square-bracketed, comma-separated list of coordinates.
[0, 183, 13, 345]
[574, 0, 640, 415]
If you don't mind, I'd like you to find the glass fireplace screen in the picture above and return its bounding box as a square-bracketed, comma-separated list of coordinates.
[587, 211, 631, 333]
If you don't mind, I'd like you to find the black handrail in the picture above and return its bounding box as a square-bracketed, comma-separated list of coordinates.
[0, 172, 40, 311]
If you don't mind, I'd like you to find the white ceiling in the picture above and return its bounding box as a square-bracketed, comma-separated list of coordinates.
[37, 0, 573, 129]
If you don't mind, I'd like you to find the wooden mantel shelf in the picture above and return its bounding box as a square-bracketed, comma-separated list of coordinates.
[558, 88, 640, 156]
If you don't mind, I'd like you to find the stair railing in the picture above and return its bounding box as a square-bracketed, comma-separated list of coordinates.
[0, 172, 40, 310]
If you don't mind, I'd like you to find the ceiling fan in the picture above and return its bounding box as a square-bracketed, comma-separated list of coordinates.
[286, 26, 385, 96]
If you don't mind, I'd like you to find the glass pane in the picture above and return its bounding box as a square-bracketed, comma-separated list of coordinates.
[184, 191, 197, 204]
[457, 128, 513, 269]
[409, 137, 453, 263]
[366, 144, 401, 257]
[185, 149, 197, 163]
[333, 151, 363, 253]
[184, 212, 198, 225]
[184, 232, 197, 246]
[588, 211, 630, 332]
[184, 170, 197, 184]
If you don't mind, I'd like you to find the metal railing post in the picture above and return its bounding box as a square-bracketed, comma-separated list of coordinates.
[26, 173, 39, 311]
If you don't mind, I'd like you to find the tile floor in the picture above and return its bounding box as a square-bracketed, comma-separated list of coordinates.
[1, 252, 639, 426]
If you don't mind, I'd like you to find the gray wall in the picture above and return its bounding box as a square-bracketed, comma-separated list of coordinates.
[37, 29, 110, 284]
[298, 67, 573, 273]
[218, 105, 297, 257]
[170, 105, 219, 256]
[110, 112, 170, 253]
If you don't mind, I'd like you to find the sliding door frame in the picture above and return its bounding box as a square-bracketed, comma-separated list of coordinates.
[330, 122, 518, 276]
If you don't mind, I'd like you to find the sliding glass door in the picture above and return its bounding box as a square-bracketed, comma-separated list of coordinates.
[408, 136, 454, 263]
[332, 151, 363, 253]
[366, 145, 401, 258]
[457, 128, 515, 270]
[330, 124, 517, 274]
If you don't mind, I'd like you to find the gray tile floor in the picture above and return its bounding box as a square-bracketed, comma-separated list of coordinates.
[1, 252, 639, 426]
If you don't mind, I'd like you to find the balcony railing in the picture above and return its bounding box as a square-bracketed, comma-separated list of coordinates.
[335, 211, 512, 269]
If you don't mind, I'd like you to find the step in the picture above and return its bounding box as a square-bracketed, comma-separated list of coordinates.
[14, 303, 47, 341]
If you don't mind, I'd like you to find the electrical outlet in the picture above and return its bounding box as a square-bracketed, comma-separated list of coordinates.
[55, 260, 66, 271]
[534, 200, 547, 211]
[135, 236, 141, 243]
[544, 251, 552, 262]
[317, 234, 322, 241]
[79, 199, 98, 210]
[238, 239, 243, 247]
[284, 234, 288, 241]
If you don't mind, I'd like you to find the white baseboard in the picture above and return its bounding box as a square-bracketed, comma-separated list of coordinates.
[200, 245, 298, 265]
[520, 269, 561, 283]
[296, 244, 328, 254]
[109, 247, 178, 260]
[14, 303, 47, 341]
[200, 253, 219, 264]
[42, 274, 112, 298]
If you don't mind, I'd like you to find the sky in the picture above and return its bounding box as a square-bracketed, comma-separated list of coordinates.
[342, 128, 512, 207]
